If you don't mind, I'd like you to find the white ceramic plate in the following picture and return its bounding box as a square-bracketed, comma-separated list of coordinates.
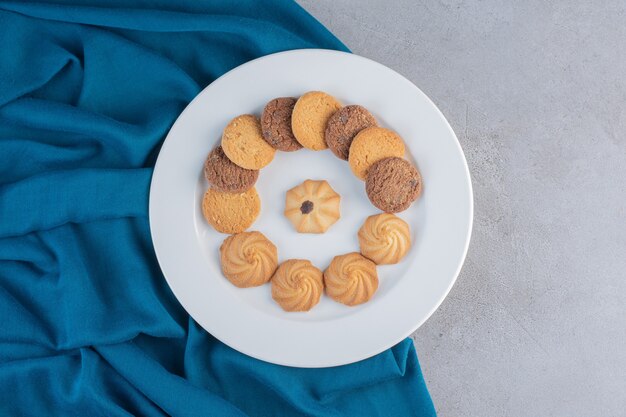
[149, 49, 472, 368]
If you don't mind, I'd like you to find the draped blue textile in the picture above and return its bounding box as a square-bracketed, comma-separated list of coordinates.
[0, 1, 437, 415]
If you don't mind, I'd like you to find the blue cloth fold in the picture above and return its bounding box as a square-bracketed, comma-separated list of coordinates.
[0, 1, 436, 415]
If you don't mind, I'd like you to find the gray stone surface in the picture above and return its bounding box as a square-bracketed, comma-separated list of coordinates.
[297, 1, 626, 415]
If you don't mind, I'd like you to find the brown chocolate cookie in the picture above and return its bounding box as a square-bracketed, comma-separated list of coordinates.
[261, 97, 302, 152]
[204, 146, 259, 193]
[325, 105, 377, 160]
[365, 157, 422, 213]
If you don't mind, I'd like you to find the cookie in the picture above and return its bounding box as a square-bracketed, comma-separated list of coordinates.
[324, 253, 378, 306]
[271, 259, 324, 312]
[348, 127, 405, 180]
[365, 157, 422, 213]
[221, 114, 276, 170]
[284, 180, 341, 233]
[202, 187, 260, 234]
[325, 105, 377, 160]
[291, 91, 342, 150]
[220, 231, 278, 288]
[204, 146, 259, 193]
[358, 213, 411, 265]
[261, 97, 302, 152]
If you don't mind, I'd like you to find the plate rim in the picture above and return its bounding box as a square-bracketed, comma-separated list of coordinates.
[149, 48, 474, 367]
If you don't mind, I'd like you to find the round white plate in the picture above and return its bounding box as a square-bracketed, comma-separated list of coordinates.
[150, 49, 472, 368]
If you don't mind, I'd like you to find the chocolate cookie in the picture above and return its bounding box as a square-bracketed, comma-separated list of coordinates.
[261, 97, 302, 152]
[365, 157, 422, 213]
[204, 146, 259, 193]
[325, 105, 377, 160]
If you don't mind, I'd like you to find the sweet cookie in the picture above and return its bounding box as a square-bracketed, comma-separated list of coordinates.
[271, 259, 324, 312]
[202, 187, 260, 234]
[222, 114, 276, 170]
[219, 231, 278, 288]
[291, 91, 342, 150]
[284, 179, 341, 233]
[365, 157, 421, 213]
[325, 105, 377, 160]
[324, 252, 378, 306]
[204, 146, 259, 193]
[358, 213, 411, 265]
[348, 127, 405, 180]
[261, 97, 302, 152]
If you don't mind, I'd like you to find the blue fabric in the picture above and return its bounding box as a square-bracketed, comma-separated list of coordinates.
[0, 1, 437, 416]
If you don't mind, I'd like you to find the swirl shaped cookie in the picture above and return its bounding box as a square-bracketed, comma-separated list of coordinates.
[358, 213, 411, 265]
[324, 253, 378, 306]
[219, 232, 278, 288]
[271, 260, 324, 312]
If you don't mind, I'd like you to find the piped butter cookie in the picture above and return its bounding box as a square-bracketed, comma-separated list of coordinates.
[284, 180, 341, 233]
[358, 213, 411, 264]
[271, 259, 324, 312]
[220, 231, 278, 288]
[324, 253, 378, 306]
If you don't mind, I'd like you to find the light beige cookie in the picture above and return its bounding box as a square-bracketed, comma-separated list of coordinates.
[324, 252, 378, 306]
[221, 114, 276, 170]
[348, 127, 405, 180]
[291, 91, 342, 150]
[202, 187, 260, 234]
[219, 231, 278, 288]
[271, 259, 324, 312]
[284, 179, 341, 233]
[358, 213, 411, 264]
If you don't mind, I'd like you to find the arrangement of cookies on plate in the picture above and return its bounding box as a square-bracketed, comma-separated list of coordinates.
[201, 91, 422, 312]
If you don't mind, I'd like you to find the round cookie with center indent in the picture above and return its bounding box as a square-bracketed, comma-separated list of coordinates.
[222, 114, 276, 170]
[325, 105, 377, 160]
[261, 97, 302, 152]
[204, 146, 259, 193]
[365, 157, 422, 213]
[202, 187, 260, 234]
[291, 91, 342, 150]
[348, 127, 405, 180]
